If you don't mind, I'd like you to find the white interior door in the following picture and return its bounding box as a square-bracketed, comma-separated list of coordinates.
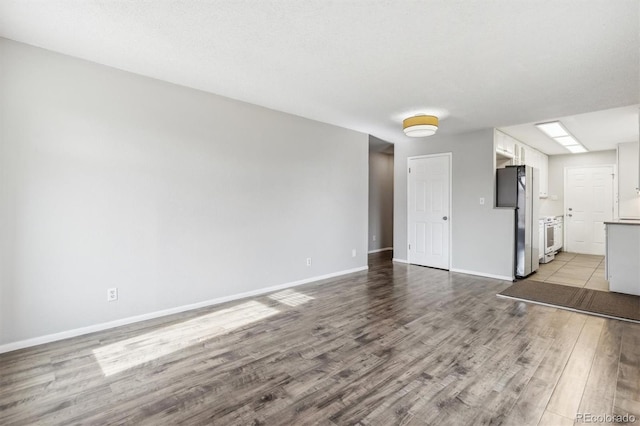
[408, 154, 451, 269]
[565, 166, 614, 255]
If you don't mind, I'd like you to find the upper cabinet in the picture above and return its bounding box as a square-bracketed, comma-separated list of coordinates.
[618, 141, 640, 219]
[538, 154, 549, 198]
[494, 130, 549, 198]
[495, 131, 515, 168]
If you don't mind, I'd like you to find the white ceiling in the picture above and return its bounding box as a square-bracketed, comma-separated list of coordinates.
[0, 1, 638, 149]
[500, 105, 640, 155]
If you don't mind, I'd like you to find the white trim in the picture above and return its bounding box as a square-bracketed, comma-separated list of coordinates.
[0, 266, 368, 354]
[450, 267, 513, 282]
[496, 294, 640, 324]
[368, 247, 393, 254]
[407, 153, 453, 269]
[613, 163, 619, 221]
[392, 258, 409, 264]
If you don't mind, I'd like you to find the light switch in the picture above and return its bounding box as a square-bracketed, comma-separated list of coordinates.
[480, 197, 485, 205]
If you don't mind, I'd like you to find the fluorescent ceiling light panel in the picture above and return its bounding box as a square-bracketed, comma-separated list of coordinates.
[566, 145, 588, 153]
[535, 120, 589, 154]
[554, 135, 579, 146]
[536, 121, 569, 138]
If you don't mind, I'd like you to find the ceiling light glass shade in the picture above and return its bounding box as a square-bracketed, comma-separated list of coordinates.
[403, 115, 438, 137]
[554, 135, 579, 146]
[536, 121, 569, 138]
[404, 124, 438, 137]
[566, 145, 587, 153]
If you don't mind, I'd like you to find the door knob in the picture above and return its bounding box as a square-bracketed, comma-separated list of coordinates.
[443, 216, 448, 221]
[567, 214, 572, 217]
[568, 208, 573, 211]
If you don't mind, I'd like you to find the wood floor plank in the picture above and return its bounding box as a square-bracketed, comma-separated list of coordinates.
[497, 310, 586, 425]
[537, 410, 574, 426]
[577, 320, 624, 417]
[1, 252, 638, 425]
[545, 316, 604, 419]
[613, 323, 640, 419]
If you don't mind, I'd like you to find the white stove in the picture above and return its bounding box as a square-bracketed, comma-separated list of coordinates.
[539, 216, 563, 263]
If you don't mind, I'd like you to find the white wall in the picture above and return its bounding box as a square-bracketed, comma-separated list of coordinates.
[368, 149, 393, 252]
[394, 129, 514, 279]
[617, 142, 640, 219]
[0, 39, 369, 346]
[539, 150, 617, 217]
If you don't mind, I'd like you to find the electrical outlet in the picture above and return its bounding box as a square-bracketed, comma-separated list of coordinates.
[352, 249, 357, 257]
[372, 235, 377, 242]
[480, 197, 485, 205]
[306, 257, 312, 266]
[107, 287, 118, 302]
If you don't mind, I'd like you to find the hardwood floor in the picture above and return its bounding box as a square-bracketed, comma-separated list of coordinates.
[2, 252, 639, 425]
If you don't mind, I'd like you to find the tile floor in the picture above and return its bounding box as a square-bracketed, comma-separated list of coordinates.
[532, 251, 608, 292]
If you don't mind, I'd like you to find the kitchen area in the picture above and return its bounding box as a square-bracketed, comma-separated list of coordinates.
[494, 107, 640, 297]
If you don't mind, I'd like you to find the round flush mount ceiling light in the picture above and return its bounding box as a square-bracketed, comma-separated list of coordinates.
[403, 115, 439, 137]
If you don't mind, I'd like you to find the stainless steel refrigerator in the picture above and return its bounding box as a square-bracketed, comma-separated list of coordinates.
[496, 165, 540, 278]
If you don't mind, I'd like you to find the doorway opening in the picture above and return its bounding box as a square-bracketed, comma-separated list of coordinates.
[368, 137, 394, 258]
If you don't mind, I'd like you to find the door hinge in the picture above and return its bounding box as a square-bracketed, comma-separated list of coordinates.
[408, 244, 411, 250]
[409, 167, 411, 173]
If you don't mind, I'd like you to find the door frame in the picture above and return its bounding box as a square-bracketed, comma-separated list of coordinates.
[563, 164, 617, 253]
[407, 153, 453, 269]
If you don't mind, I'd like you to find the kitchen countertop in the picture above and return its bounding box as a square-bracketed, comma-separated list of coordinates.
[604, 219, 640, 226]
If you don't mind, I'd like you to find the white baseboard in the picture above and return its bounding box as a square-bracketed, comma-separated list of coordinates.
[389, 261, 512, 282]
[368, 247, 393, 254]
[449, 267, 513, 281]
[0, 265, 369, 354]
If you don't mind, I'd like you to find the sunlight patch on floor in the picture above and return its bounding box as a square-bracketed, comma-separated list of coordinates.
[92, 300, 279, 376]
[268, 289, 314, 307]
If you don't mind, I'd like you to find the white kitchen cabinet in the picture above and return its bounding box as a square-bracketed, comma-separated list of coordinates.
[495, 130, 505, 152]
[528, 150, 538, 182]
[513, 143, 524, 165]
[495, 130, 521, 165]
[538, 153, 549, 198]
[495, 130, 515, 168]
[523, 145, 549, 198]
[528, 148, 538, 170]
[553, 217, 563, 251]
[606, 221, 640, 295]
[538, 219, 545, 260]
[618, 142, 640, 219]
[503, 133, 515, 158]
[526, 147, 548, 198]
[494, 130, 549, 198]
